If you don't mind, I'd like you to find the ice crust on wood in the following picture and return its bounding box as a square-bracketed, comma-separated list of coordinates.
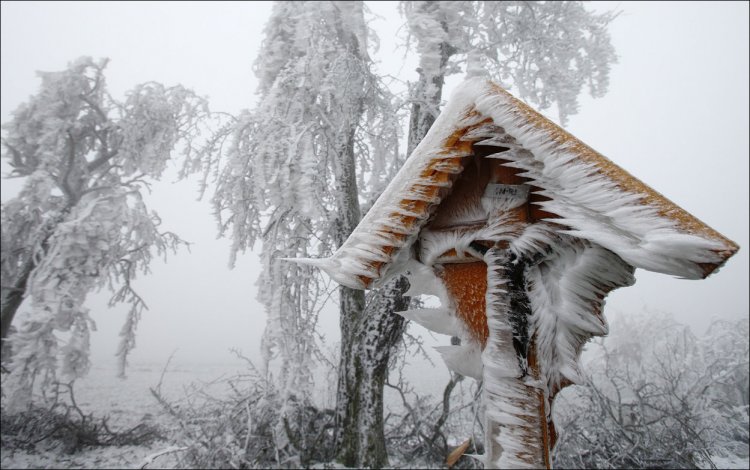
[312, 77, 736, 288]
[297, 77, 737, 468]
[526, 236, 636, 392]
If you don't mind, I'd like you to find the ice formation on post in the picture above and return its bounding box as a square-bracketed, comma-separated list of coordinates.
[296, 78, 739, 468]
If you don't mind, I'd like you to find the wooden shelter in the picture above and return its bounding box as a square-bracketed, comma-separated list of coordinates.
[299, 78, 738, 468]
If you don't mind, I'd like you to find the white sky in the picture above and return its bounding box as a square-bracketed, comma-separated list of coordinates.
[1, 1, 748, 369]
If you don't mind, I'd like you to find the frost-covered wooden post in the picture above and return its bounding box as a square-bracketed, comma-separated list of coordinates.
[294, 78, 738, 468]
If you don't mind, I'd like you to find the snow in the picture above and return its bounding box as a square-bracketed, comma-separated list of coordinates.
[434, 343, 483, 380]
[396, 308, 458, 336]
[1, 443, 173, 470]
[706, 455, 750, 469]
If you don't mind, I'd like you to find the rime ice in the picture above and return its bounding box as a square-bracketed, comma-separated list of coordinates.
[299, 78, 738, 468]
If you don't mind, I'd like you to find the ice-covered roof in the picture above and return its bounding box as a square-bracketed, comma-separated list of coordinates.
[305, 78, 738, 288]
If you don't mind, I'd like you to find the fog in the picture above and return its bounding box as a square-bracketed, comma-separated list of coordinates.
[1, 1, 747, 367]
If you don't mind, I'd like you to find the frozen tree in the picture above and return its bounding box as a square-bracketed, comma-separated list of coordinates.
[211, 2, 401, 467]
[402, 1, 618, 127]
[0, 57, 211, 408]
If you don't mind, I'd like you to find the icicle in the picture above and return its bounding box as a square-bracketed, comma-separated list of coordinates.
[435, 343, 483, 380]
[397, 308, 459, 336]
[282, 256, 366, 290]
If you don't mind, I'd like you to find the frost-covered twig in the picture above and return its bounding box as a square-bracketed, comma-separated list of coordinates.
[1, 381, 163, 454]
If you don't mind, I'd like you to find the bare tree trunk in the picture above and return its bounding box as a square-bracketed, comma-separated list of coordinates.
[335, 279, 408, 468]
[332, 5, 455, 466]
[1, 200, 70, 348]
[329, 72, 388, 464]
[0, 256, 33, 342]
[407, 1, 457, 153]
[408, 40, 455, 154]
[330, 80, 411, 466]
[1, 219, 61, 344]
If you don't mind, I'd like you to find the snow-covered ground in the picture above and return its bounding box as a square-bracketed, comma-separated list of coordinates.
[706, 455, 750, 470]
[1, 355, 452, 469]
[1, 359, 252, 469]
[4, 355, 745, 469]
[1, 442, 173, 470]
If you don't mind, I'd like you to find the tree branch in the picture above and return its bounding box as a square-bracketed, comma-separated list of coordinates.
[59, 131, 79, 205]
